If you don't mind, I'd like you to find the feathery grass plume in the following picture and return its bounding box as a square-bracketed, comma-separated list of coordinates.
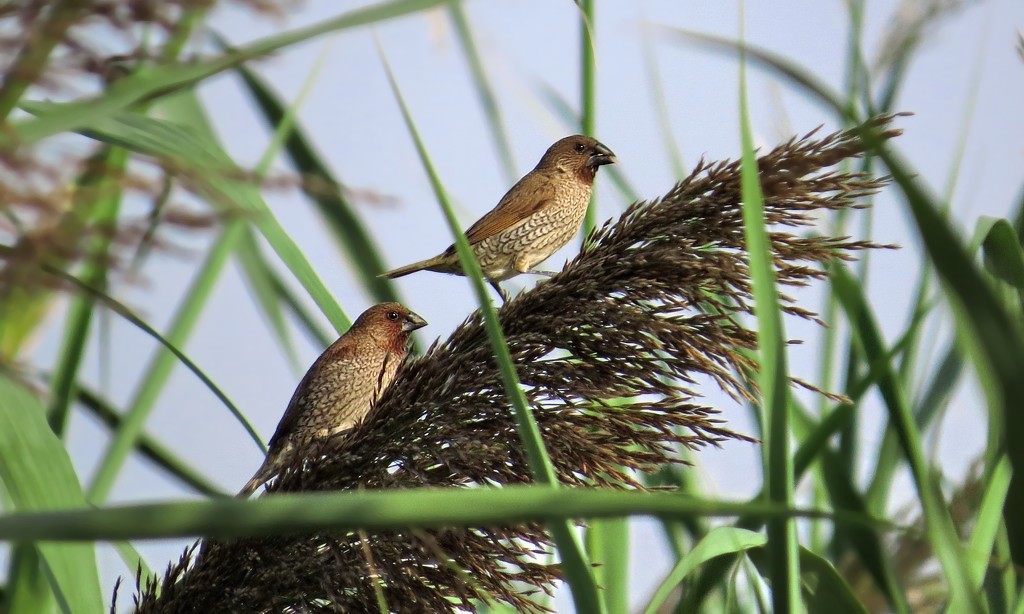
[133, 116, 902, 613]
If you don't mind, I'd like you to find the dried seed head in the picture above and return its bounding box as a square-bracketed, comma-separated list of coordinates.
[132, 116, 903, 613]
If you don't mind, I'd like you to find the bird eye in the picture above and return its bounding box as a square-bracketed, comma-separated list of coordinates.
[574, 143, 586, 153]
[387, 311, 400, 321]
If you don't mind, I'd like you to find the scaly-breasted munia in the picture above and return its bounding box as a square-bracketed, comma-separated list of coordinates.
[238, 303, 427, 497]
[382, 135, 616, 300]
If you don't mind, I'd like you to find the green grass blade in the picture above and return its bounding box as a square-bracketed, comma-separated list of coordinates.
[644, 527, 766, 614]
[3, 0, 450, 148]
[640, 35, 686, 178]
[0, 488, 878, 543]
[76, 386, 226, 498]
[42, 263, 265, 455]
[793, 547, 868, 613]
[981, 218, 1024, 308]
[46, 146, 128, 435]
[830, 263, 982, 611]
[82, 224, 263, 504]
[577, 0, 598, 236]
[867, 140, 1024, 571]
[47, 101, 352, 333]
[737, 8, 799, 609]
[586, 518, 629, 614]
[378, 47, 604, 614]
[661, 28, 846, 117]
[447, 3, 517, 184]
[218, 36, 401, 306]
[791, 401, 910, 614]
[233, 227, 300, 371]
[968, 457, 1011, 590]
[0, 374, 104, 614]
[5, 544, 53, 614]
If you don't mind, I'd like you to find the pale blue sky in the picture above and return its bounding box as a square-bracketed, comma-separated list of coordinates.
[22, 0, 1024, 610]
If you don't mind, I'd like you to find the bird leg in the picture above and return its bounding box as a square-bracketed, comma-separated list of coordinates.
[514, 254, 556, 278]
[489, 280, 510, 303]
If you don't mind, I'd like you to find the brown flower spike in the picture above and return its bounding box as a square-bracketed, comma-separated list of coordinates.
[238, 302, 427, 497]
[382, 135, 616, 301]
[133, 116, 901, 614]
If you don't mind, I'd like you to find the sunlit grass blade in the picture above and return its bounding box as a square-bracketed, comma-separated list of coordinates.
[378, 45, 604, 614]
[5, 544, 53, 614]
[218, 36, 402, 306]
[41, 262, 265, 452]
[0, 374, 104, 614]
[0, 487, 874, 543]
[576, 0, 598, 235]
[447, 3, 517, 184]
[3, 0, 450, 148]
[737, 7, 799, 609]
[45, 101, 352, 333]
[81, 223, 262, 504]
[46, 146, 128, 436]
[867, 141, 1024, 571]
[967, 457, 1010, 590]
[644, 527, 766, 614]
[640, 34, 685, 178]
[830, 262, 982, 610]
[586, 518, 629, 614]
[76, 386, 226, 498]
[234, 227, 300, 371]
[660, 27, 847, 117]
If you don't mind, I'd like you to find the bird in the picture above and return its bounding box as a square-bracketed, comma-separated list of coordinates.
[238, 302, 427, 497]
[381, 135, 616, 301]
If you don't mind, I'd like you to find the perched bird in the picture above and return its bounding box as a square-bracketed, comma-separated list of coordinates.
[238, 303, 427, 497]
[382, 135, 616, 301]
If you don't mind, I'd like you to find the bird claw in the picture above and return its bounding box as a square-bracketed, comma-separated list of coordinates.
[529, 269, 557, 278]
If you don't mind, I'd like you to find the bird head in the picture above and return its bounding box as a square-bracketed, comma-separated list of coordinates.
[353, 302, 427, 351]
[539, 135, 617, 180]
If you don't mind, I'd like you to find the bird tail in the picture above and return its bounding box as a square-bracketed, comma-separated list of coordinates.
[380, 255, 451, 279]
[237, 455, 278, 498]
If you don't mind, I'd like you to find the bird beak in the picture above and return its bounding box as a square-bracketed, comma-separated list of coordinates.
[402, 311, 428, 332]
[587, 142, 617, 167]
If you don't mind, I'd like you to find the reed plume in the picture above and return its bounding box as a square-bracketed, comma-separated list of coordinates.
[131, 116, 902, 613]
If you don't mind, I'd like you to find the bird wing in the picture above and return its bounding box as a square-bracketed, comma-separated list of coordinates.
[265, 340, 359, 452]
[447, 175, 554, 251]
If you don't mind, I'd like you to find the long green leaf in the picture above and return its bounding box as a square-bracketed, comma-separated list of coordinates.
[0, 488, 881, 542]
[219, 37, 401, 306]
[644, 527, 766, 614]
[737, 10, 799, 609]
[52, 106, 352, 333]
[447, 3, 517, 184]
[868, 141, 1024, 571]
[82, 224, 264, 503]
[3, 0, 449, 148]
[46, 147, 128, 435]
[831, 263, 982, 611]
[0, 374, 103, 614]
[379, 47, 604, 614]
[76, 386, 226, 498]
[578, 0, 598, 235]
